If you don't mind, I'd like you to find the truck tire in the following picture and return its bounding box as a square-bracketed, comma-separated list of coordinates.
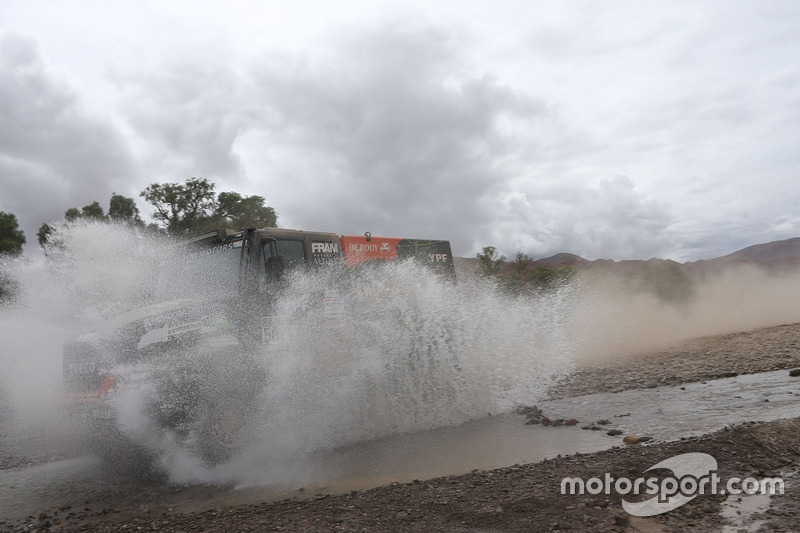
[191, 350, 265, 465]
[196, 389, 257, 464]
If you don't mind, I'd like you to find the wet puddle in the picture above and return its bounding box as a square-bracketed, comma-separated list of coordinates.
[542, 368, 800, 440]
[721, 493, 771, 533]
[1, 369, 798, 522]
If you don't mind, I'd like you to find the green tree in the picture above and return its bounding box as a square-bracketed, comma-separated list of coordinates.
[0, 212, 24, 301]
[39, 193, 143, 252]
[214, 192, 277, 229]
[37, 223, 53, 248]
[0, 212, 25, 256]
[108, 193, 144, 226]
[64, 201, 107, 222]
[80, 201, 106, 220]
[477, 245, 576, 293]
[140, 177, 217, 234]
[512, 252, 531, 277]
[476, 246, 505, 277]
[140, 178, 278, 235]
[526, 265, 576, 290]
[64, 207, 81, 223]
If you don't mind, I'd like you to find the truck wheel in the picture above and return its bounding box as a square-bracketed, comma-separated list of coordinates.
[193, 357, 265, 465]
[197, 396, 254, 464]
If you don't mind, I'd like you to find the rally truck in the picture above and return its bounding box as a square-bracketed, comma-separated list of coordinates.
[62, 227, 455, 464]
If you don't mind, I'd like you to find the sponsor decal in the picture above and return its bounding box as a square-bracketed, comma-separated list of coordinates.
[312, 242, 339, 254]
[339, 236, 402, 267]
[202, 240, 243, 256]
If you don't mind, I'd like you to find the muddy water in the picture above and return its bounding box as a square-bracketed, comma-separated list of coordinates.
[1, 369, 799, 522]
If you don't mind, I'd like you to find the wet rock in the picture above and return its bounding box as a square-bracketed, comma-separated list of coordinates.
[564, 419, 579, 426]
[541, 416, 551, 426]
[518, 405, 546, 424]
[516, 405, 543, 417]
[550, 419, 565, 427]
[597, 419, 611, 425]
[606, 429, 623, 436]
[789, 368, 800, 377]
[623, 435, 639, 445]
[637, 436, 652, 442]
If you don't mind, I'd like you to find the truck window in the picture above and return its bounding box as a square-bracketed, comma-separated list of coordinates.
[276, 239, 305, 269]
[260, 239, 306, 293]
[155, 240, 244, 301]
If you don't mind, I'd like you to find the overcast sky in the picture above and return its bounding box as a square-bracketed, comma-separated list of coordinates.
[1, 0, 798, 261]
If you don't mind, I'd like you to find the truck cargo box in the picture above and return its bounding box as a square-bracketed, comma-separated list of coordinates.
[339, 235, 456, 280]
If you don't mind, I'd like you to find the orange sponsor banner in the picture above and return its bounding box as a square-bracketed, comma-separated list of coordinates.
[339, 235, 403, 268]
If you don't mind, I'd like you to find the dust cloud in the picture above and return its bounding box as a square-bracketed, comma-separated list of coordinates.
[569, 264, 800, 364]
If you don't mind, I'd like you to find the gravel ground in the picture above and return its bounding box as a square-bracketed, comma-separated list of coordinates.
[3, 322, 800, 532]
[550, 322, 800, 399]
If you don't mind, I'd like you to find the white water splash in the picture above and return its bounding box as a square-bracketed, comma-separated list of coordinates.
[0, 222, 578, 485]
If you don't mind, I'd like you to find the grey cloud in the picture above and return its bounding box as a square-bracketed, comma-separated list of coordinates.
[0, 31, 137, 253]
[112, 57, 249, 182]
[243, 21, 679, 260]
[490, 176, 674, 260]
[248, 21, 544, 254]
[4, 4, 795, 263]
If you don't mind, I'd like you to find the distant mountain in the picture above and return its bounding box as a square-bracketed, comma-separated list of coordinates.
[534, 253, 590, 268]
[712, 237, 800, 263]
[454, 237, 800, 279]
[684, 237, 800, 277]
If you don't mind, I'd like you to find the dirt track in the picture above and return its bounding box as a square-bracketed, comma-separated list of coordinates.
[3, 323, 800, 532]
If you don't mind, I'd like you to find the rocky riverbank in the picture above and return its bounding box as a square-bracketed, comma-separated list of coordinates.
[550, 322, 800, 399]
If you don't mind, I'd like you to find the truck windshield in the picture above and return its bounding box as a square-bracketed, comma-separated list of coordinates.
[154, 240, 244, 301]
